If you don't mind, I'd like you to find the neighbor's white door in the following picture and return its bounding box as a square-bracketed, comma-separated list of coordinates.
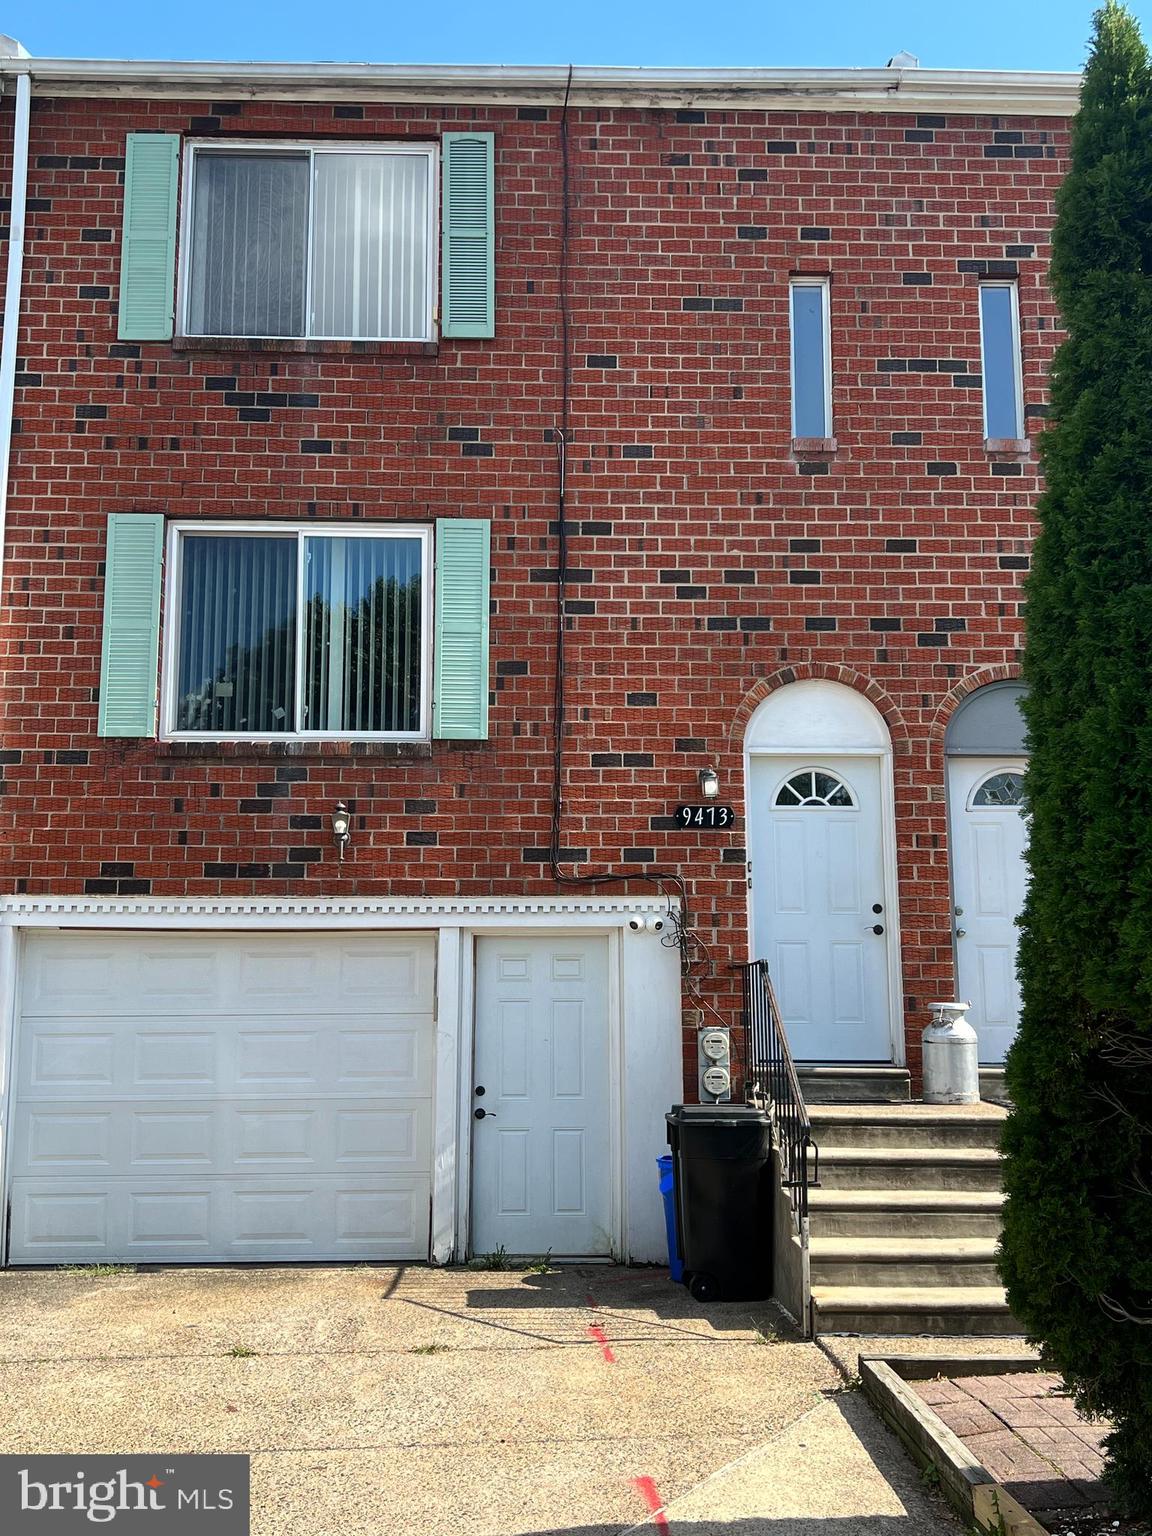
[949, 758, 1028, 1064]
[7, 931, 436, 1263]
[472, 937, 612, 1258]
[749, 756, 893, 1061]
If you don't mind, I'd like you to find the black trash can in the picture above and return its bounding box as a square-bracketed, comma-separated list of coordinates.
[665, 1104, 773, 1303]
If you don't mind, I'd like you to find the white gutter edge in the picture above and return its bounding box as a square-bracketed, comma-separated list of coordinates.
[0, 58, 1082, 115]
[0, 72, 31, 607]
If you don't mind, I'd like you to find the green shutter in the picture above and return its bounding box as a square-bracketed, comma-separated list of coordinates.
[441, 132, 495, 338]
[433, 518, 491, 739]
[98, 513, 164, 738]
[118, 133, 180, 341]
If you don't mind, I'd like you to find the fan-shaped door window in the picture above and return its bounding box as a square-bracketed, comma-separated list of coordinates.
[971, 770, 1025, 808]
[774, 769, 856, 808]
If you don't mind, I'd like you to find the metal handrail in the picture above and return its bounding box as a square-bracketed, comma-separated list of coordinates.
[735, 959, 816, 1219]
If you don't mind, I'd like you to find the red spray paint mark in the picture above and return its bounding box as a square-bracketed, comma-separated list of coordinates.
[633, 1476, 670, 1532]
[587, 1323, 615, 1363]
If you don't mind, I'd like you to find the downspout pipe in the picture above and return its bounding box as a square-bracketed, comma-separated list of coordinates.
[0, 44, 32, 608]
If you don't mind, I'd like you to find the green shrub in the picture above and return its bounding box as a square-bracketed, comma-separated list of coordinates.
[1001, 4, 1152, 1515]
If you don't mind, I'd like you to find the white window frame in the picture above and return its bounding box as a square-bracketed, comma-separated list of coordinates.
[177, 140, 440, 343]
[161, 520, 433, 742]
[789, 275, 833, 439]
[978, 280, 1025, 441]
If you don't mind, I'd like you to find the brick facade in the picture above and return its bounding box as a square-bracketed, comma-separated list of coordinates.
[0, 90, 1068, 1087]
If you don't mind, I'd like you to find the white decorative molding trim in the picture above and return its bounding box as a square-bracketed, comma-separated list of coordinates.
[1, 894, 676, 923]
[0, 59, 1082, 117]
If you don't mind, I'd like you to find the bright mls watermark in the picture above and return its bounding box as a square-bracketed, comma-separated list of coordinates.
[0, 1456, 249, 1531]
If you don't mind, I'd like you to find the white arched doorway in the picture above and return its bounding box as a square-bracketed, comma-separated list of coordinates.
[744, 681, 902, 1063]
[946, 681, 1028, 1065]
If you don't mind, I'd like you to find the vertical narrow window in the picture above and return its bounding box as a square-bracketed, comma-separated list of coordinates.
[790, 278, 832, 439]
[979, 283, 1024, 440]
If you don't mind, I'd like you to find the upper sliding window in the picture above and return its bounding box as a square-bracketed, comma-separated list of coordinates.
[979, 282, 1024, 441]
[165, 525, 431, 740]
[181, 144, 437, 342]
[789, 277, 832, 439]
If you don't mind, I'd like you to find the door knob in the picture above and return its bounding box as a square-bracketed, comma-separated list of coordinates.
[956, 928, 967, 938]
[474, 1085, 486, 1096]
[474, 1107, 495, 1120]
[867, 924, 884, 935]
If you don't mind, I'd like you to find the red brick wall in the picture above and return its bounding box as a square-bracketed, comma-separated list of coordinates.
[0, 92, 1068, 1082]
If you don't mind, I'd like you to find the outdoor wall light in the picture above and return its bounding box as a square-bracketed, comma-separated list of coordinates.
[698, 766, 721, 800]
[331, 801, 351, 859]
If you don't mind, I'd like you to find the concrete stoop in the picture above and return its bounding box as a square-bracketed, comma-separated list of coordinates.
[805, 1103, 1019, 1336]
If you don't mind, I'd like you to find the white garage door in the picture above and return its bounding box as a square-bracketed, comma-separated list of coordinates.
[7, 931, 436, 1264]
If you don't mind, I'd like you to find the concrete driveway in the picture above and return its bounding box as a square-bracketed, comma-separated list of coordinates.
[0, 1265, 958, 1536]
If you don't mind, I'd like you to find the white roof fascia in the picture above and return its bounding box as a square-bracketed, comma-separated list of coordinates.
[0, 59, 1081, 116]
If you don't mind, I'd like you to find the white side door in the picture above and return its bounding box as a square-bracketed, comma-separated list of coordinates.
[949, 758, 1028, 1064]
[472, 937, 612, 1259]
[749, 756, 892, 1061]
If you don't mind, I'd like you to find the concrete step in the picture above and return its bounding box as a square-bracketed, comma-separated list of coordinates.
[798, 1065, 911, 1103]
[812, 1284, 1021, 1336]
[807, 1187, 1005, 1239]
[813, 1145, 1003, 1192]
[980, 1067, 1011, 1106]
[808, 1236, 1001, 1288]
[807, 1103, 1006, 1151]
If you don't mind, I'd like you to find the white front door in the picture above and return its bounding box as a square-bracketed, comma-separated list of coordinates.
[749, 756, 893, 1061]
[471, 937, 612, 1258]
[949, 758, 1028, 1064]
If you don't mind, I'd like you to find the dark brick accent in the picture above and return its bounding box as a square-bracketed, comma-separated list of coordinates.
[1005, 244, 1035, 257]
[255, 781, 292, 798]
[892, 431, 922, 445]
[675, 738, 706, 752]
[75, 404, 108, 420]
[406, 830, 438, 846]
[902, 273, 933, 285]
[99, 861, 135, 877]
[789, 570, 821, 584]
[707, 616, 738, 630]
[271, 863, 307, 878]
[991, 461, 1024, 475]
[276, 765, 309, 782]
[789, 538, 821, 552]
[917, 115, 947, 128]
[886, 538, 918, 552]
[917, 633, 950, 646]
[904, 129, 934, 143]
[935, 617, 967, 631]
[723, 570, 755, 584]
[797, 461, 830, 475]
[239, 798, 273, 814]
[676, 586, 706, 599]
[518, 106, 550, 120]
[627, 692, 657, 706]
[660, 570, 692, 584]
[623, 847, 655, 862]
[623, 753, 654, 767]
[870, 617, 902, 631]
[522, 847, 588, 862]
[497, 659, 529, 675]
[333, 104, 364, 119]
[405, 799, 437, 815]
[585, 354, 617, 368]
[447, 426, 480, 441]
[676, 109, 707, 123]
[80, 228, 112, 241]
[591, 753, 622, 767]
[799, 226, 830, 241]
[301, 439, 333, 453]
[805, 616, 837, 631]
[927, 462, 958, 476]
[737, 167, 768, 181]
[54, 748, 90, 764]
[739, 616, 773, 631]
[999, 555, 1030, 569]
[765, 141, 797, 154]
[204, 863, 239, 878]
[737, 226, 768, 240]
[462, 442, 494, 456]
[289, 814, 322, 830]
[287, 847, 323, 862]
[622, 444, 653, 458]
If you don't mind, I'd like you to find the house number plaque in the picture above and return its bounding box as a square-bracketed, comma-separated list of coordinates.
[674, 804, 736, 829]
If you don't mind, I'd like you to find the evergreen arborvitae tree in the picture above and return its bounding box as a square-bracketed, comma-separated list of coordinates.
[1001, 2, 1152, 1512]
